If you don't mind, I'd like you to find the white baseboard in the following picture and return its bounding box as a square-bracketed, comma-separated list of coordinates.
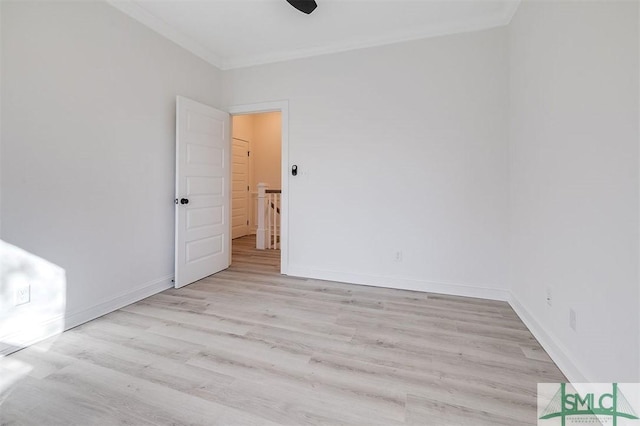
[286, 266, 510, 301]
[0, 313, 66, 356]
[508, 294, 589, 383]
[1, 275, 173, 356]
[64, 274, 174, 330]
[286, 265, 588, 383]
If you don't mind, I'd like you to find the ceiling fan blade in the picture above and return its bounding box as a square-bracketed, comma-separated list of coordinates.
[286, 0, 317, 15]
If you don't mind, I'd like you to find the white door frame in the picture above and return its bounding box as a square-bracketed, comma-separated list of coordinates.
[227, 100, 289, 275]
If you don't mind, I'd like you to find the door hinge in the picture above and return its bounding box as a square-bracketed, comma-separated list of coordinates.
[247, 151, 250, 157]
[247, 220, 249, 225]
[247, 185, 249, 191]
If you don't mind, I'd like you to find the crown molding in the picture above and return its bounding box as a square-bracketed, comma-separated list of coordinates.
[107, 0, 521, 71]
[221, 12, 512, 70]
[106, 0, 224, 70]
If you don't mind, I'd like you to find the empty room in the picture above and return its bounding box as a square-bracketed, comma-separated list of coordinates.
[1, 0, 639, 425]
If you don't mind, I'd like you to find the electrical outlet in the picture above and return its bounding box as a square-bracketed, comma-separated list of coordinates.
[15, 283, 30, 306]
[546, 287, 552, 307]
[569, 308, 576, 331]
[394, 250, 403, 262]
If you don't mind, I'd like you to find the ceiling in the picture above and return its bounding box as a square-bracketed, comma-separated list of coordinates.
[108, 0, 521, 70]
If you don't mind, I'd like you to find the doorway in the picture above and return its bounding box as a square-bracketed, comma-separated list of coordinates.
[229, 101, 288, 274]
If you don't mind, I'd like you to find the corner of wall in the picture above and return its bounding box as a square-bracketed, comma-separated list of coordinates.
[505, 0, 640, 384]
[105, 0, 224, 69]
[502, 0, 522, 26]
[508, 292, 590, 383]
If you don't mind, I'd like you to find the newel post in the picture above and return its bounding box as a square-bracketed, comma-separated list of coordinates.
[256, 183, 267, 249]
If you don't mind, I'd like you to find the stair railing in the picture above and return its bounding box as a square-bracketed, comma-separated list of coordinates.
[256, 183, 281, 250]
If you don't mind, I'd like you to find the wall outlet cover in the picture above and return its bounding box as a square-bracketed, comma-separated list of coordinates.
[15, 284, 30, 306]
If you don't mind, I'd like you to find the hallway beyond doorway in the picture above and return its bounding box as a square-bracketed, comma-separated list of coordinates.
[231, 234, 280, 274]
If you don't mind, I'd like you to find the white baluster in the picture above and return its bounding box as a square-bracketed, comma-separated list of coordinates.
[268, 192, 273, 248]
[256, 183, 267, 250]
[273, 193, 277, 250]
[272, 193, 277, 249]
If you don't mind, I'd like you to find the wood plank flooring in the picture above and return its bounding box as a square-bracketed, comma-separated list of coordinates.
[0, 235, 565, 425]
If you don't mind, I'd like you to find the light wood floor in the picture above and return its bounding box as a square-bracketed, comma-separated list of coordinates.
[0, 235, 565, 425]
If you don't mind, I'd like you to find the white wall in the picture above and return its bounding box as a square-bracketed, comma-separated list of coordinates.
[508, 0, 639, 382]
[252, 112, 281, 190]
[224, 28, 510, 298]
[0, 1, 222, 329]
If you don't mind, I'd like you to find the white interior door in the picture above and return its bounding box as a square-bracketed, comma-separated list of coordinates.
[175, 96, 230, 288]
[231, 138, 249, 239]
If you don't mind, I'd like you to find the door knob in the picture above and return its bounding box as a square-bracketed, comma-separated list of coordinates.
[180, 198, 189, 205]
